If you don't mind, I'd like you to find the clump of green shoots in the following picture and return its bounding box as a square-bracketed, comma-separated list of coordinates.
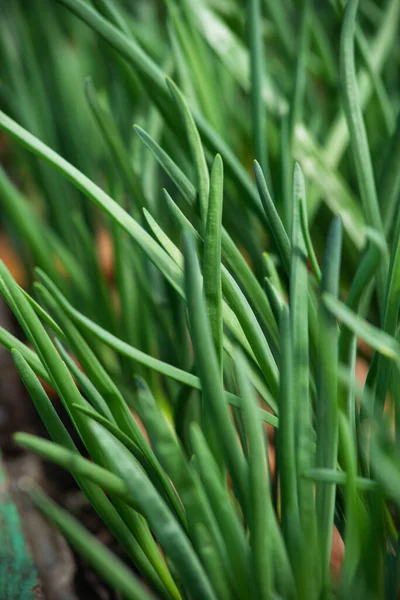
[1, 0, 400, 598]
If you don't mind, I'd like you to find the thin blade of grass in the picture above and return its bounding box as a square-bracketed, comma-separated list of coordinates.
[203, 155, 223, 367]
[22, 288, 65, 340]
[190, 424, 252, 600]
[292, 126, 365, 249]
[167, 10, 198, 108]
[300, 194, 321, 283]
[315, 217, 342, 589]
[380, 113, 400, 235]
[167, 1, 222, 133]
[305, 469, 377, 491]
[339, 229, 385, 423]
[353, 23, 395, 137]
[290, 163, 318, 596]
[263, 278, 283, 323]
[221, 230, 279, 350]
[248, 0, 270, 185]
[55, 341, 115, 422]
[323, 294, 400, 362]
[375, 203, 400, 412]
[337, 412, 362, 590]
[91, 0, 131, 35]
[280, 114, 292, 233]
[310, 11, 336, 84]
[144, 208, 183, 266]
[340, 0, 389, 314]
[263, 0, 294, 57]
[277, 306, 300, 568]
[134, 126, 196, 204]
[369, 430, 400, 512]
[234, 349, 272, 600]
[0, 328, 49, 382]
[289, 0, 311, 142]
[183, 233, 247, 506]
[221, 265, 279, 396]
[254, 161, 291, 274]
[166, 78, 209, 223]
[15, 433, 143, 511]
[12, 350, 77, 452]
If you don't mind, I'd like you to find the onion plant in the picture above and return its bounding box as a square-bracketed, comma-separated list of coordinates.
[1, 0, 400, 598]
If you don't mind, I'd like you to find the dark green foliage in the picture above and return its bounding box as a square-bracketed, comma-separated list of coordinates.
[1, 1, 400, 598]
